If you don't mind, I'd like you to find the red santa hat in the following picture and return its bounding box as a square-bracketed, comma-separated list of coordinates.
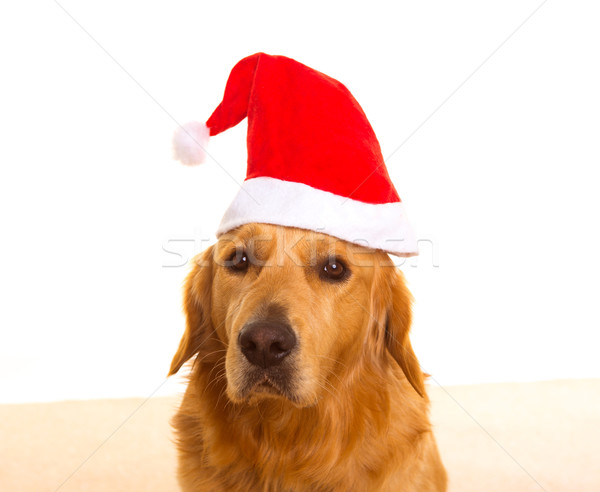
[173, 53, 418, 257]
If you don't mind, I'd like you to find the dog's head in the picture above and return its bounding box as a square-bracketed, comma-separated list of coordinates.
[169, 223, 424, 407]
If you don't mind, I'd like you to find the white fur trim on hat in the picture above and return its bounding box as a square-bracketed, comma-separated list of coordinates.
[216, 177, 418, 257]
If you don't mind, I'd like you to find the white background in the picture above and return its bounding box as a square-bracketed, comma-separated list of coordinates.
[1, 0, 599, 403]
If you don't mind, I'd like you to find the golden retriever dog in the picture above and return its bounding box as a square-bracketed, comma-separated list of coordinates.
[169, 223, 447, 491]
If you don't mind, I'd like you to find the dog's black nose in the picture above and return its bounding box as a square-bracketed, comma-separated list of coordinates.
[239, 321, 297, 368]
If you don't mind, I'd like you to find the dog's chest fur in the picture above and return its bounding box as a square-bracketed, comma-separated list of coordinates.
[172, 362, 443, 492]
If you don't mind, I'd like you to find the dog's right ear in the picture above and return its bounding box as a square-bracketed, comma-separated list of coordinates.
[168, 245, 215, 376]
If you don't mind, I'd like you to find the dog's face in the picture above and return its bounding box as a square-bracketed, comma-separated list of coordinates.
[169, 223, 424, 407]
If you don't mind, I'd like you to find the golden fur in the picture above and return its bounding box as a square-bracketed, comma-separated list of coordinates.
[169, 224, 447, 491]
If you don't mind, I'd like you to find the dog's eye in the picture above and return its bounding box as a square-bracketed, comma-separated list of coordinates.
[321, 258, 348, 282]
[226, 250, 249, 272]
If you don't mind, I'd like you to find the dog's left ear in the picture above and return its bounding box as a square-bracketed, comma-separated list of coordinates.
[384, 269, 426, 398]
[168, 245, 215, 376]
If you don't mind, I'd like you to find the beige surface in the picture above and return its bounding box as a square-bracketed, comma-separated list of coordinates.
[1, 380, 598, 491]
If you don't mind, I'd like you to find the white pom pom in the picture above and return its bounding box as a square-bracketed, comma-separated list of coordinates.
[173, 121, 210, 166]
